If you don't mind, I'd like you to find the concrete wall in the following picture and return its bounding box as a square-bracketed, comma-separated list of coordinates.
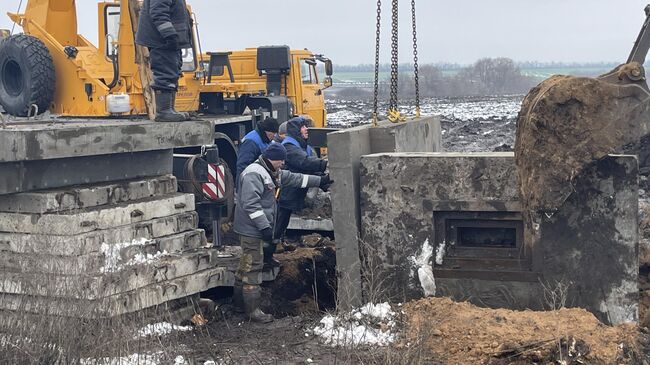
[529, 155, 639, 324]
[360, 152, 520, 301]
[359, 152, 639, 324]
[328, 117, 441, 309]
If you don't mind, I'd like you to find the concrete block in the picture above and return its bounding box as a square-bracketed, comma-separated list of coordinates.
[359, 152, 519, 301]
[0, 149, 173, 195]
[0, 175, 177, 213]
[0, 211, 198, 256]
[0, 120, 213, 163]
[530, 155, 639, 325]
[0, 247, 240, 300]
[0, 193, 195, 235]
[0, 229, 207, 274]
[328, 117, 441, 309]
[0, 266, 234, 317]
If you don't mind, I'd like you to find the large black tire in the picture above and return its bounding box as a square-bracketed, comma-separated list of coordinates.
[0, 34, 55, 116]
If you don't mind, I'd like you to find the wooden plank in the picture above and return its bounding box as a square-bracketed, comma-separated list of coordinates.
[128, 0, 156, 120]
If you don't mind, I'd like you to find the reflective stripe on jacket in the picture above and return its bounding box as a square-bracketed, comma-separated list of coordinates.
[234, 157, 321, 238]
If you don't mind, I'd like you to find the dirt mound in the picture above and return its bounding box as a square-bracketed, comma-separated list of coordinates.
[515, 74, 650, 215]
[401, 297, 643, 364]
[263, 246, 337, 316]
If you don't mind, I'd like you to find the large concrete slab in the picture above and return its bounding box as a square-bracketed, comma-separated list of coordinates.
[0, 229, 207, 274]
[0, 149, 173, 195]
[0, 193, 194, 235]
[0, 175, 177, 213]
[0, 211, 198, 256]
[328, 117, 441, 309]
[0, 120, 213, 162]
[0, 247, 238, 299]
[0, 266, 232, 317]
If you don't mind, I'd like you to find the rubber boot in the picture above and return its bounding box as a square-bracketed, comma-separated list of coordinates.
[232, 279, 244, 313]
[263, 241, 281, 268]
[242, 285, 273, 323]
[171, 91, 190, 120]
[154, 90, 186, 122]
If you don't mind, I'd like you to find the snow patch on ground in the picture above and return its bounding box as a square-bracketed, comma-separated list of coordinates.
[408, 239, 436, 296]
[137, 322, 193, 338]
[325, 96, 522, 128]
[100, 238, 167, 273]
[312, 303, 396, 347]
[81, 353, 161, 365]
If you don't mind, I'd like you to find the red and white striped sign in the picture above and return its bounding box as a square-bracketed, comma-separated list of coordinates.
[202, 163, 226, 200]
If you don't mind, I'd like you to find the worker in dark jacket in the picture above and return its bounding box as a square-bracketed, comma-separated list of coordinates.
[135, 0, 191, 122]
[275, 116, 330, 240]
[235, 117, 279, 187]
[233, 144, 331, 323]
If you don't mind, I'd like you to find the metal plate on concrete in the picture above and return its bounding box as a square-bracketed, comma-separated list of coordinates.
[0, 211, 198, 256]
[0, 150, 174, 195]
[0, 193, 195, 235]
[287, 216, 333, 231]
[0, 175, 177, 213]
[0, 120, 213, 162]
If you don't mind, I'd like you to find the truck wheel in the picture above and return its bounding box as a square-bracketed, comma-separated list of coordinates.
[0, 34, 55, 116]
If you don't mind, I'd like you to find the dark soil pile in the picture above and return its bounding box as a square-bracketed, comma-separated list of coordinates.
[401, 297, 646, 364]
[515, 74, 650, 215]
[263, 244, 337, 317]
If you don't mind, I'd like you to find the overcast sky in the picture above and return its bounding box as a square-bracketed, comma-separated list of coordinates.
[1, 0, 649, 65]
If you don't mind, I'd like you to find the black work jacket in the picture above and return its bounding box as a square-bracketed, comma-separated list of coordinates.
[278, 120, 327, 211]
[135, 0, 192, 49]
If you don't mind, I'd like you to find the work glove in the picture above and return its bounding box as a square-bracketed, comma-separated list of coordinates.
[319, 159, 328, 173]
[261, 227, 273, 242]
[163, 33, 180, 50]
[319, 174, 333, 192]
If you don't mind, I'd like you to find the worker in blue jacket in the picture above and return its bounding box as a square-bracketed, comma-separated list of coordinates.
[275, 116, 330, 240]
[235, 117, 279, 187]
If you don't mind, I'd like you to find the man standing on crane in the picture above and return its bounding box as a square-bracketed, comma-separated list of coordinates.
[135, 0, 192, 122]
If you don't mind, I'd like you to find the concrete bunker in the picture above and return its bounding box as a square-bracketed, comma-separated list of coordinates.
[332, 127, 639, 325]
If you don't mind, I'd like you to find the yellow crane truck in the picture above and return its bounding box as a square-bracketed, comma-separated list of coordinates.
[0, 0, 334, 231]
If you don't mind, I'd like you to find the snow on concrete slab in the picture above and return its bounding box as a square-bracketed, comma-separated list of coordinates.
[100, 238, 169, 273]
[312, 302, 396, 347]
[137, 322, 193, 338]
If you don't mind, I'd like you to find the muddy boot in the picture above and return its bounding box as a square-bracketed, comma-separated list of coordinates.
[171, 91, 190, 120]
[154, 90, 186, 122]
[242, 285, 273, 323]
[263, 241, 281, 268]
[232, 280, 244, 313]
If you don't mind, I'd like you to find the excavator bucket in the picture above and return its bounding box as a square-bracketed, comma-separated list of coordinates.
[515, 5, 650, 215]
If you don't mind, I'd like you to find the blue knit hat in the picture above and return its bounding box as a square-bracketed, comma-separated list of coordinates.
[264, 143, 287, 161]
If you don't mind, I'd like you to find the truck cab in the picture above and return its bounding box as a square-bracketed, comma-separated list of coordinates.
[196, 47, 333, 128]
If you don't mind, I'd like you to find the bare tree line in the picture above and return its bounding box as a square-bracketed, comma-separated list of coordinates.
[333, 57, 559, 99]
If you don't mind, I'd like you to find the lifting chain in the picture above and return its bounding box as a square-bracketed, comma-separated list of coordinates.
[372, 0, 420, 125]
[411, 0, 421, 118]
[372, 0, 382, 126]
[388, 0, 405, 123]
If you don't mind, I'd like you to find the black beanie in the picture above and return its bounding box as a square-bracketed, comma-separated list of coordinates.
[263, 143, 287, 161]
[258, 117, 279, 133]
